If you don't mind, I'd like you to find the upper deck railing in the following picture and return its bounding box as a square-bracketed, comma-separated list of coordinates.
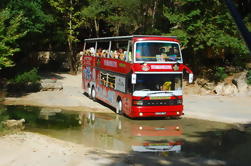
[84, 35, 177, 42]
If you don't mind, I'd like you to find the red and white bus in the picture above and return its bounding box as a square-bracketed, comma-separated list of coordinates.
[81, 35, 193, 118]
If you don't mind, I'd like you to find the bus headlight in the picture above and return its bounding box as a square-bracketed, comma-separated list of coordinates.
[177, 99, 182, 104]
[133, 100, 144, 106]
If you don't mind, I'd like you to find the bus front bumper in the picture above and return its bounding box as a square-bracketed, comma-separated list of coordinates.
[129, 105, 183, 118]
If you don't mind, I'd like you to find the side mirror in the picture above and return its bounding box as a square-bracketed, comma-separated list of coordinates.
[189, 73, 193, 83]
[131, 73, 136, 84]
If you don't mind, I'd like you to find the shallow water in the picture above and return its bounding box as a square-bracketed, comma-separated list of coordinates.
[1, 105, 251, 165]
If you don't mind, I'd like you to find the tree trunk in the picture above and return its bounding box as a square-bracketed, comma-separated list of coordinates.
[94, 18, 99, 37]
[68, 39, 77, 74]
[68, 0, 77, 74]
[152, 0, 158, 28]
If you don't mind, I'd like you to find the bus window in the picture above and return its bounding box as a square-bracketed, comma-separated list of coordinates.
[134, 74, 182, 91]
[107, 74, 115, 89]
[135, 42, 182, 62]
[96, 42, 110, 58]
[100, 72, 108, 86]
[85, 42, 96, 56]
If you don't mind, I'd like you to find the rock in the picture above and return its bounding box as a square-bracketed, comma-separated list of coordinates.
[233, 71, 249, 96]
[40, 79, 63, 91]
[40, 79, 57, 84]
[196, 78, 208, 86]
[246, 62, 251, 69]
[2, 119, 25, 130]
[204, 159, 226, 166]
[214, 83, 238, 96]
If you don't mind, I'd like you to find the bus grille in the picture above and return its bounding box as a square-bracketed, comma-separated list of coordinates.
[133, 99, 182, 106]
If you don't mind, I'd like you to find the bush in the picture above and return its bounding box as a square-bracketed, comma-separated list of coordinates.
[12, 68, 40, 84]
[7, 68, 41, 93]
[214, 67, 228, 82]
[247, 70, 251, 85]
[0, 107, 9, 132]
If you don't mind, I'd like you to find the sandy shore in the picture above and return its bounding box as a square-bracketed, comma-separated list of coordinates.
[0, 132, 127, 166]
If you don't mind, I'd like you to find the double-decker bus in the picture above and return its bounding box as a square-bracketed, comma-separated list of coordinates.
[81, 35, 193, 118]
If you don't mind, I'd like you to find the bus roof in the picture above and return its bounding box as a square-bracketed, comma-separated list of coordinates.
[84, 35, 177, 42]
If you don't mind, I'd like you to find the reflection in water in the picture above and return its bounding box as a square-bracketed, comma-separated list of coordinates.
[1, 105, 251, 165]
[84, 112, 183, 153]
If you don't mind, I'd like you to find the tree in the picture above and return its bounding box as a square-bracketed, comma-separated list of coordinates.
[6, 0, 54, 51]
[48, 0, 84, 74]
[0, 9, 27, 70]
[81, 0, 107, 37]
[163, 0, 249, 69]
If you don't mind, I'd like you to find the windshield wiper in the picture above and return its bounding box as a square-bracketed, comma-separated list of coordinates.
[140, 91, 176, 100]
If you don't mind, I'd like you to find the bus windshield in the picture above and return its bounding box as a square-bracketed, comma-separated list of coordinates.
[135, 42, 182, 62]
[134, 74, 182, 91]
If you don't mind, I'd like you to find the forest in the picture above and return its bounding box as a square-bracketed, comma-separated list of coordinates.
[0, 0, 250, 80]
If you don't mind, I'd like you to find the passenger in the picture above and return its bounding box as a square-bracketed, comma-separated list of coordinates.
[110, 50, 115, 58]
[89, 47, 95, 56]
[128, 51, 132, 62]
[101, 50, 108, 58]
[118, 48, 125, 61]
[96, 48, 102, 57]
[114, 50, 119, 59]
[167, 47, 177, 61]
[158, 47, 168, 62]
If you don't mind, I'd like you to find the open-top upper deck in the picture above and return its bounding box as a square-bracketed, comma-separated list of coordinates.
[83, 35, 183, 64]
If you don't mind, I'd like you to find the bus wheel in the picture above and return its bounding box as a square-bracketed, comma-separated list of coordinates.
[91, 87, 96, 101]
[116, 100, 123, 115]
[88, 85, 92, 98]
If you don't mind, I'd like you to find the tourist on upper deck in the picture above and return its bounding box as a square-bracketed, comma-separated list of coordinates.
[118, 48, 125, 61]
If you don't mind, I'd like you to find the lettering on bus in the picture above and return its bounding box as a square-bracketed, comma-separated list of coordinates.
[104, 60, 117, 68]
[151, 65, 172, 70]
[115, 76, 126, 93]
[83, 56, 92, 66]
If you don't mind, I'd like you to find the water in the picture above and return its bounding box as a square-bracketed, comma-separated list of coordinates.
[1, 105, 251, 165]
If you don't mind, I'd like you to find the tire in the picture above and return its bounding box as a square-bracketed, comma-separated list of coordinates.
[91, 87, 96, 101]
[116, 100, 123, 115]
[88, 86, 92, 98]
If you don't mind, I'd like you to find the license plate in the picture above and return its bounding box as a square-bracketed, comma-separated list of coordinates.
[155, 112, 166, 115]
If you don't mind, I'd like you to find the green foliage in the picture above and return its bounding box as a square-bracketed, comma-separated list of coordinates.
[214, 67, 228, 82]
[163, 0, 249, 61]
[0, 9, 27, 69]
[232, 54, 251, 68]
[48, 0, 83, 43]
[12, 68, 40, 84]
[0, 0, 250, 73]
[48, 0, 84, 73]
[247, 70, 251, 85]
[7, 68, 41, 93]
[7, 0, 54, 33]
